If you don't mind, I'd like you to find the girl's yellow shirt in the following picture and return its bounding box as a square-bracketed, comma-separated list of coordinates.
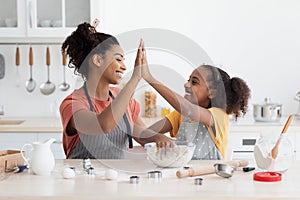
[166, 107, 229, 158]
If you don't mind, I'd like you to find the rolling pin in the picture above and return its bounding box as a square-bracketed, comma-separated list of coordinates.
[176, 160, 249, 178]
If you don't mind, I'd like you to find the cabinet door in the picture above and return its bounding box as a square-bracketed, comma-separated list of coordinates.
[295, 133, 300, 160]
[0, 0, 26, 37]
[38, 133, 66, 159]
[27, 0, 93, 38]
[0, 133, 37, 150]
[227, 132, 260, 161]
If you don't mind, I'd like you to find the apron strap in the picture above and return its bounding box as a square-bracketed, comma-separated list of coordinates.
[83, 83, 133, 148]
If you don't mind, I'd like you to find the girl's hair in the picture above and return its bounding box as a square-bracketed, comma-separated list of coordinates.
[61, 22, 119, 79]
[202, 65, 251, 119]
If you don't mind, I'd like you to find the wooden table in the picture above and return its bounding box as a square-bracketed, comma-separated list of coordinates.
[0, 159, 300, 200]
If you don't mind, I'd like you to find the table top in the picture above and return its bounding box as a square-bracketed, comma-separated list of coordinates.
[1, 159, 300, 200]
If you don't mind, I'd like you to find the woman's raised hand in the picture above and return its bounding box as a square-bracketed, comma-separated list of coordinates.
[132, 39, 145, 80]
[133, 39, 152, 82]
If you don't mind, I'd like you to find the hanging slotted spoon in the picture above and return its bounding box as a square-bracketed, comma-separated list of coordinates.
[25, 47, 36, 92]
[40, 47, 55, 95]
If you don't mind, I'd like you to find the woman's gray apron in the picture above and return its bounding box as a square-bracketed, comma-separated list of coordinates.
[68, 83, 133, 159]
[175, 118, 222, 160]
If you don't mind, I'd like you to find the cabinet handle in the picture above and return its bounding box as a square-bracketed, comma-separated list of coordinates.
[28, 0, 33, 28]
[242, 139, 256, 146]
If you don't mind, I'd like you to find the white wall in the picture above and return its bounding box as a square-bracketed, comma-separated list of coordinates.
[0, 0, 300, 118]
[100, 0, 300, 117]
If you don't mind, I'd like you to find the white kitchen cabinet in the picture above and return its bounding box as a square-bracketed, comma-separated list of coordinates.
[0, 132, 65, 159]
[227, 132, 260, 161]
[0, 0, 103, 40]
[0, 0, 26, 37]
[0, 133, 37, 151]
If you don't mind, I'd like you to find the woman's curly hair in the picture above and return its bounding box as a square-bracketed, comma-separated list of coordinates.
[201, 65, 251, 119]
[61, 22, 119, 79]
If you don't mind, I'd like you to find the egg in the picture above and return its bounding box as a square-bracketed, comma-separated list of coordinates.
[105, 169, 118, 180]
[62, 167, 76, 179]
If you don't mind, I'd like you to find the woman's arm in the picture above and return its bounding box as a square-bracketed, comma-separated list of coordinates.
[68, 40, 145, 135]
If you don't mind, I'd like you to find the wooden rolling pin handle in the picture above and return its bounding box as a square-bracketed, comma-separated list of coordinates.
[176, 165, 214, 178]
[29, 47, 33, 66]
[62, 50, 67, 66]
[16, 47, 20, 66]
[227, 160, 249, 168]
[46, 47, 50, 66]
[176, 160, 249, 178]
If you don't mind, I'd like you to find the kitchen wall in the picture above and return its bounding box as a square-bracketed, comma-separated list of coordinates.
[0, 44, 79, 118]
[0, 0, 300, 118]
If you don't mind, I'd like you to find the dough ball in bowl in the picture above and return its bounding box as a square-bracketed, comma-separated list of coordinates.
[147, 144, 195, 168]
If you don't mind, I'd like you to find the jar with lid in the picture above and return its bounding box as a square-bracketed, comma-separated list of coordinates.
[254, 132, 294, 172]
[144, 90, 157, 118]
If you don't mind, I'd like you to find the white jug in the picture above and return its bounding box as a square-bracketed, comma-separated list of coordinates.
[21, 138, 56, 176]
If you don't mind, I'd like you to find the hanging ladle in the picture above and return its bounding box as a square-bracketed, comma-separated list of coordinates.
[25, 47, 36, 92]
[58, 50, 70, 91]
[40, 47, 55, 95]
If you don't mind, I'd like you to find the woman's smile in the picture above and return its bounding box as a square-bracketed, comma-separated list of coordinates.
[115, 70, 124, 78]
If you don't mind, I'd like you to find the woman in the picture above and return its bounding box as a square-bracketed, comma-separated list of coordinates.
[60, 21, 172, 159]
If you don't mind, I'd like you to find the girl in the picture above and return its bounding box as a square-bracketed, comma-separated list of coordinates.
[141, 52, 251, 160]
[60, 21, 172, 159]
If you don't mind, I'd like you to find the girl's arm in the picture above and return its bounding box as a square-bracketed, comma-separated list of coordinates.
[132, 117, 174, 147]
[142, 54, 212, 126]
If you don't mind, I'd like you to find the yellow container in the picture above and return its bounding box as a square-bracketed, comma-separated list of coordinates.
[161, 107, 171, 117]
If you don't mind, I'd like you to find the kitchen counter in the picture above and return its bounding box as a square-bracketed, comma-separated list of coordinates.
[1, 116, 300, 133]
[0, 118, 62, 133]
[1, 159, 300, 200]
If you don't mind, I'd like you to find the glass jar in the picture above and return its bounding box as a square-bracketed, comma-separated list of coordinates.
[144, 91, 157, 118]
[254, 132, 294, 172]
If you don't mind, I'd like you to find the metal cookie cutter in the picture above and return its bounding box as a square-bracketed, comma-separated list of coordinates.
[83, 158, 92, 170]
[194, 177, 203, 185]
[130, 176, 140, 184]
[86, 167, 95, 175]
[148, 171, 162, 179]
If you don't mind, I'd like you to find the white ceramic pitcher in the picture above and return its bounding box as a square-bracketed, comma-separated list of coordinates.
[21, 138, 56, 176]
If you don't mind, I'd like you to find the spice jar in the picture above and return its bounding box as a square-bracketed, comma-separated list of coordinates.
[144, 91, 157, 118]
